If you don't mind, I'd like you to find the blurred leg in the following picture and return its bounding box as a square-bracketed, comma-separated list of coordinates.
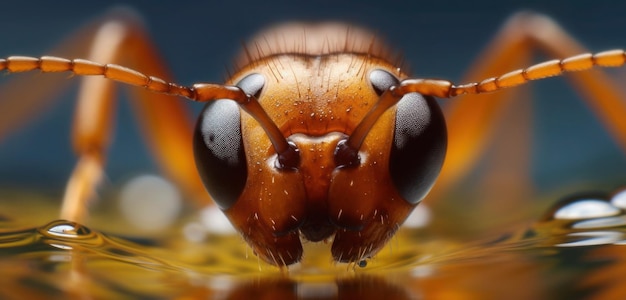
[41, 9, 207, 221]
[431, 12, 626, 213]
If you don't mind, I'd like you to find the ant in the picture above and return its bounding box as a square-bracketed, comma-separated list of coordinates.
[1, 9, 625, 266]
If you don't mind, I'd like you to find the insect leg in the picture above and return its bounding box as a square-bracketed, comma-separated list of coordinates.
[51, 9, 208, 221]
[426, 12, 626, 231]
[431, 12, 626, 204]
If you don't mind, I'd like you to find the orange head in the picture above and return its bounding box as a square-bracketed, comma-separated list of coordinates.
[193, 23, 446, 266]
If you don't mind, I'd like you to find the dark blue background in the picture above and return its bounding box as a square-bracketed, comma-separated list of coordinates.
[1, 0, 625, 194]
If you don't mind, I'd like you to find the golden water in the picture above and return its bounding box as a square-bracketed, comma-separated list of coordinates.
[1, 189, 626, 299]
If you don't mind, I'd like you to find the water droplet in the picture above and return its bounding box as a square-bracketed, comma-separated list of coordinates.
[39, 221, 96, 250]
[48, 224, 77, 236]
[552, 198, 619, 220]
[43, 220, 91, 238]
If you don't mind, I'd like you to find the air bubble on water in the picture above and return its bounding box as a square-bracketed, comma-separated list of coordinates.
[552, 199, 619, 220]
[41, 221, 94, 249]
[47, 224, 79, 237]
[542, 191, 626, 248]
[44, 221, 91, 238]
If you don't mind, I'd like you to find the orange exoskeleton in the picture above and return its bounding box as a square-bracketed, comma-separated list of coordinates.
[2, 11, 626, 267]
[193, 24, 446, 265]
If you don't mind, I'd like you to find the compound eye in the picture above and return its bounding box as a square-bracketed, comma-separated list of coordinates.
[370, 69, 447, 204]
[193, 73, 265, 209]
[390, 92, 447, 205]
[369, 69, 399, 95]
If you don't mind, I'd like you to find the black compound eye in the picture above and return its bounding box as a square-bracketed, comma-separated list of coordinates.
[369, 69, 398, 95]
[387, 75, 447, 205]
[371, 69, 447, 205]
[193, 73, 265, 210]
[390, 94, 447, 204]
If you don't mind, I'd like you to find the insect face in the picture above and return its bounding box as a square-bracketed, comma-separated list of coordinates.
[193, 24, 447, 266]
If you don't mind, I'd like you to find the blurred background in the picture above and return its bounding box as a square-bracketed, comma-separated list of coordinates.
[0, 0, 625, 205]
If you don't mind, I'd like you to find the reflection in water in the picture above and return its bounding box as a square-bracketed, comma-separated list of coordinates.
[1, 191, 626, 299]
